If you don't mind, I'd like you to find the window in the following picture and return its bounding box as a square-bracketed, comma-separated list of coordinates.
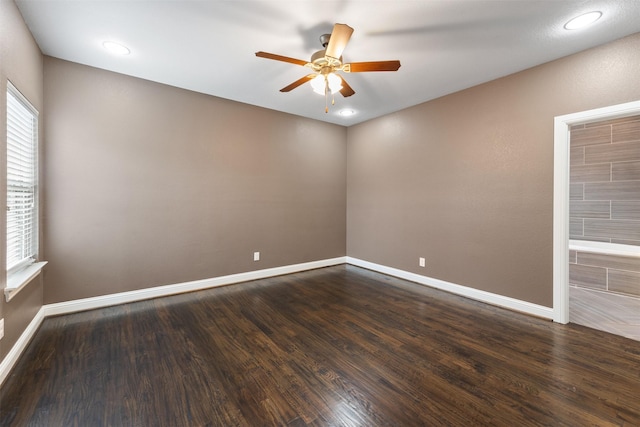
[6, 82, 44, 299]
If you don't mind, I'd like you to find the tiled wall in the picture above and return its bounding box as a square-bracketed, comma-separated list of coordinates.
[570, 115, 640, 245]
[569, 115, 640, 298]
[569, 249, 640, 297]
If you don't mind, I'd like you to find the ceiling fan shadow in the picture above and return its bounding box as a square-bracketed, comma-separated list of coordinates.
[366, 16, 527, 50]
[297, 22, 336, 52]
[367, 22, 473, 37]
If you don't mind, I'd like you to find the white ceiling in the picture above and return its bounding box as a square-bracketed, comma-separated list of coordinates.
[15, 0, 640, 126]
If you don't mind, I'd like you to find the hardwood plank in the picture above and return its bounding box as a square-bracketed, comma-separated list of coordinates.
[1, 265, 639, 426]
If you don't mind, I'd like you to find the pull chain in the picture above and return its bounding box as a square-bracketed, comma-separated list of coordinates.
[324, 79, 329, 113]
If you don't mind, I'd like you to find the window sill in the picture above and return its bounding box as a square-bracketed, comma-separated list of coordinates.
[5, 261, 48, 302]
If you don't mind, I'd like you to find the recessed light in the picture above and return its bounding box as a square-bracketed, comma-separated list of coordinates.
[564, 11, 602, 30]
[339, 109, 355, 117]
[102, 41, 131, 55]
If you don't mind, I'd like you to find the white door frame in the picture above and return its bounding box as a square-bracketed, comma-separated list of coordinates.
[553, 100, 640, 323]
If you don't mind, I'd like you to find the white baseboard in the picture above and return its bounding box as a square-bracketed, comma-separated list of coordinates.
[44, 257, 347, 317]
[346, 257, 554, 320]
[1, 255, 552, 387]
[0, 257, 345, 386]
[0, 307, 45, 387]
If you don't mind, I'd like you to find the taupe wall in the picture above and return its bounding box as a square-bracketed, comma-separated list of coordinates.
[0, 0, 44, 360]
[43, 57, 347, 304]
[3, 0, 640, 364]
[347, 32, 640, 307]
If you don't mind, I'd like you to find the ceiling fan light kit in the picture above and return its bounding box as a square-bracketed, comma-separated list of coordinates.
[311, 73, 342, 95]
[256, 23, 401, 113]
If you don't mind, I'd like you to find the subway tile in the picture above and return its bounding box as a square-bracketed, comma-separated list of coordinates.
[570, 200, 610, 218]
[612, 201, 640, 220]
[570, 218, 583, 238]
[585, 181, 640, 200]
[569, 263, 607, 290]
[570, 125, 611, 147]
[583, 236, 612, 243]
[585, 115, 640, 128]
[570, 147, 585, 165]
[570, 163, 611, 183]
[612, 161, 640, 181]
[570, 183, 583, 201]
[585, 140, 640, 164]
[611, 238, 640, 246]
[608, 269, 640, 297]
[578, 252, 640, 272]
[569, 250, 577, 264]
[612, 119, 640, 143]
[584, 219, 640, 241]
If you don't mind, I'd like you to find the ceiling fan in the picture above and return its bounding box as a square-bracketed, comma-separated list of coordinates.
[256, 23, 401, 112]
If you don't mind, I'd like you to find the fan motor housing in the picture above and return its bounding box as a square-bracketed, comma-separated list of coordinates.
[311, 49, 343, 72]
[311, 49, 326, 63]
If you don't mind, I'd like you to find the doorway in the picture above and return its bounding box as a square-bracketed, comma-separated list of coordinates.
[553, 100, 640, 335]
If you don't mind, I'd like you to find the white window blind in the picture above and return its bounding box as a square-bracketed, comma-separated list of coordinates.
[6, 83, 39, 274]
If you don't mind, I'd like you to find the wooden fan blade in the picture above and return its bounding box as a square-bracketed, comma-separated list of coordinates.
[345, 60, 401, 72]
[338, 76, 355, 97]
[325, 23, 354, 60]
[255, 51, 309, 67]
[280, 74, 316, 92]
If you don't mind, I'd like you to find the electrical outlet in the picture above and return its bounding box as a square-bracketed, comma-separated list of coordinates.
[0, 318, 4, 340]
[419, 257, 426, 268]
[253, 251, 260, 261]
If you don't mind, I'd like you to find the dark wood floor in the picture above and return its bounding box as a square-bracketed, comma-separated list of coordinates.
[1, 265, 639, 426]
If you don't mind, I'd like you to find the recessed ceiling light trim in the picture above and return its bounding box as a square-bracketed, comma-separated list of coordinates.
[339, 109, 355, 117]
[103, 41, 131, 55]
[564, 11, 602, 30]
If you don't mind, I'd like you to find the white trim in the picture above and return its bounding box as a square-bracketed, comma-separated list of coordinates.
[0, 307, 45, 386]
[569, 240, 640, 258]
[5, 261, 48, 302]
[553, 116, 571, 324]
[553, 100, 640, 324]
[346, 257, 553, 319]
[43, 257, 346, 317]
[0, 258, 345, 385]
[1, 255, 559, 386]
